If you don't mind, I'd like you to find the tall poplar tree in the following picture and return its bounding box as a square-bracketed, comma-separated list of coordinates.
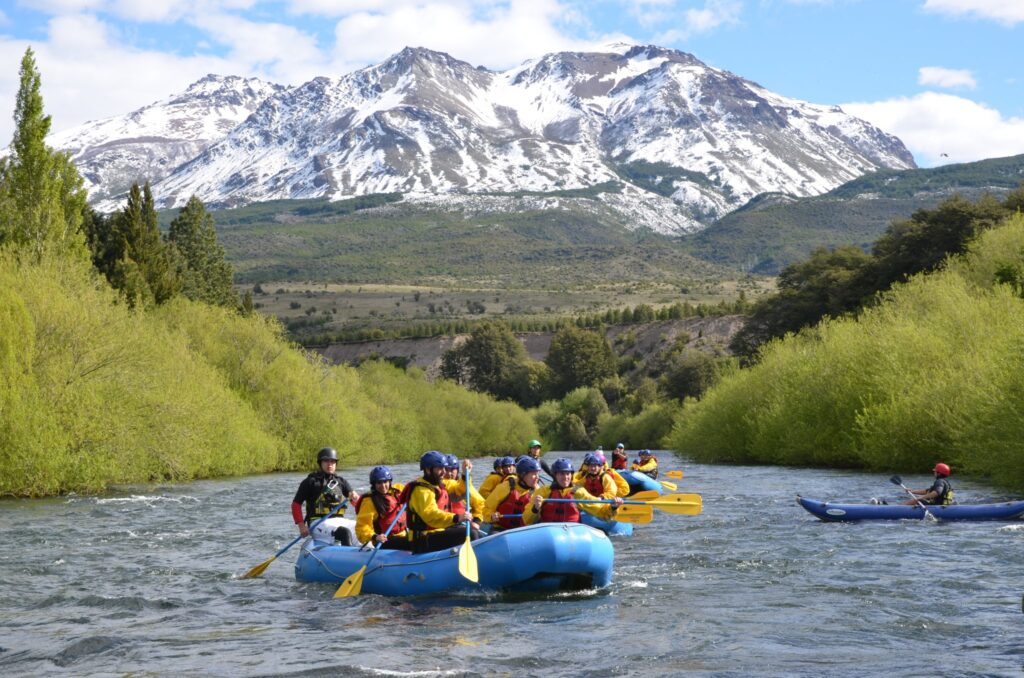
[0, 48, 87, 259]
[167, 195, 236, 307]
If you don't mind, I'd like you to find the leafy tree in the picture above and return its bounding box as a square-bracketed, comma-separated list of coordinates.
[660, 350, 722, 401]
[545, 326, 617, 396]
[168, 195, 236, 307]
[440, 322, 528, 400]
[0, 48, 87, 260]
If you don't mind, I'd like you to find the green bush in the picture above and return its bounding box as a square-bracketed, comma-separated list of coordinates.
[668, 215, 1024, 489]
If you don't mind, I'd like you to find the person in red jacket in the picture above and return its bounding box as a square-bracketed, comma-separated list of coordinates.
[611, 443, 628, 470]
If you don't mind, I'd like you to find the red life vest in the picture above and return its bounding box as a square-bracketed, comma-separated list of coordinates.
[398, 478, 451, 535]
[539, 486, 581, 523]
[355, 487, 407, 536]
[496, 477, 533, 530]
[611, 453, 627, 470]
[584, 471, 607, 497]
[634, 455, 659, 479]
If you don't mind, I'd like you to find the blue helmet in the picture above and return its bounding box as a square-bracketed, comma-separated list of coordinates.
[493, 455, 515, 470]
[515, 455, 531, 465]
[444, 454, 459, 470]
[369, 465, 393, 484]
[420, 450, 447, 470]
[615, 443, 625, 450]
[639, 449, 652, 456]
[583, 453, 603, 467]
[551, 458, 574, 474]
[516, 457, 542, 475]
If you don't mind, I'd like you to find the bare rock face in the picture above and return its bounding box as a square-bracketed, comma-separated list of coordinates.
[50, 44, 915, 234]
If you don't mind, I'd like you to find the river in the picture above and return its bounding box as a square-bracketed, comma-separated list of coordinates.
[1, 453, 1022, 677]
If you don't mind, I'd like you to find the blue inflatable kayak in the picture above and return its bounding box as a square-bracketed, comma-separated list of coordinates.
[797, 496, 1024, 522]
[295, 522, 613, 596]
[580, 511, 633, 536]
[620, 470, 663, 496]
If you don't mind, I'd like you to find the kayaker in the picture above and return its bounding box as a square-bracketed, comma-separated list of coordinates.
[631, 449, 659, 479]
[291, 447, 360, 542]
[611, 443, 628, 470]
[399, 451, 480, 554]
[479, 456, 516, 499]
[486, 456, 542, 531]
[574, 452, 617, 499]
[525, 458, 622, 524]
[354, 466, 411, 550]
[444, 454, 486, 525]
[597, 451, 631, 497]
[903, 462, 955, 505]
[526, 439, 553, 477]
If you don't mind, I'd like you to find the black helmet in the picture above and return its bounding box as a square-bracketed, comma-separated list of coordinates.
[317, 447, 339, 463]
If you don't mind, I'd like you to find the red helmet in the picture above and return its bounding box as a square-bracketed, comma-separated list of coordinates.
[933, 462, 951, 477]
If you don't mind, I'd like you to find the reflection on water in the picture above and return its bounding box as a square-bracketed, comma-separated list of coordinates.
[1, 455, 1022, 676]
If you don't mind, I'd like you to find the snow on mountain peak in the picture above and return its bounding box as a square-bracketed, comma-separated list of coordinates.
[57, 45, 915, 234]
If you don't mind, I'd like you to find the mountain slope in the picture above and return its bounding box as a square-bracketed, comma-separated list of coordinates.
[47, 75, 286, 202]
[689, 153, 1024, 273]
[54, 44, 912, 233]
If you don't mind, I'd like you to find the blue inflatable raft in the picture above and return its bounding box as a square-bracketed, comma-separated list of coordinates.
[295, 522, 613, 596]
[620, 470, 663, 496]
[797, 496, 1024, 522]
[580, 511, 633, 536]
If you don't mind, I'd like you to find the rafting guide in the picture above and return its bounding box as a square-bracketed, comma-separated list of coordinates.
[291, 447, 360, 543]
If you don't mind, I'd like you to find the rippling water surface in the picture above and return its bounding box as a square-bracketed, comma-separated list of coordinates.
[1, 454, 1022, 677]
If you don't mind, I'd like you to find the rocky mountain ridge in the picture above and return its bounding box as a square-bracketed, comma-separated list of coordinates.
[49, 44, 915, 234]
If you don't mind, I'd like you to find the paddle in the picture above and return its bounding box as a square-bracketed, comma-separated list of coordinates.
[496, 503, 654, 524]
[659, 479, 678, 491]
[665, 471, 684, 479]
[240, 500, 348, 579]
[458, 469, 479, 583]
[333, 502, 407, 598]
[543, 493, 703, 516]
[890, 475, 939, 523]
[630, 490, 661, 501]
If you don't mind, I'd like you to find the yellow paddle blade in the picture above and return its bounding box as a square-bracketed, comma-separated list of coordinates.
[630, 490, 661, 502]
[458, 536, 479, 583]
[665, 470, 684, 479]
[648, 493, 702, 515]
[333, 565, 367, 598]
[659, 479, 678, 491]
[614, 503, 654, 524]
[239, 556, 275, 579]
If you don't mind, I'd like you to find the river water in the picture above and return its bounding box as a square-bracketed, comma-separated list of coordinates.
[1, 453, 1022, 677]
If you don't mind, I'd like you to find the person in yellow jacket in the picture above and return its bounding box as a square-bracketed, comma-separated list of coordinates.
[478, 456, 516, 499]
[631, 449, 659, 479]
[525, 458, 623, 524]
[443, 453, 486, 522]
[573, 453, 618, 499]
[400, 451, 480, 554]
[355, 465, 411, 550]
[485, 457, 542, 531]
[595, 450, 631, 497]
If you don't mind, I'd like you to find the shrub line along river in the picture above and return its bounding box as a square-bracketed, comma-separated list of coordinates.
[1, 453, 1021, 677]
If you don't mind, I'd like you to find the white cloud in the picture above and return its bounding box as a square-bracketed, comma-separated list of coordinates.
[0, 15, 239, 144]
[844, 92, 1024, 167]
[330, 1, 608, 71]
[190, 12, 326, 83]
[922, 0, 1024, 25]
[652, 0, 742, 43]
[918, 66, 976, 89]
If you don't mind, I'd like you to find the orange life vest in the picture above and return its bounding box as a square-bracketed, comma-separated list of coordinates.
[584, 471, 607, 497]
[496, 477, 533, 530]
[355, 487, 407, 536]
[539, 486, 581, 523]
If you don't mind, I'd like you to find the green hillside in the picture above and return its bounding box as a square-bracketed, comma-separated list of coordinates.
[688, 154, 1024, 274]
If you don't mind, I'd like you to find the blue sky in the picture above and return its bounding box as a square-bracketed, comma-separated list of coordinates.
[0, 0, 1021, 167]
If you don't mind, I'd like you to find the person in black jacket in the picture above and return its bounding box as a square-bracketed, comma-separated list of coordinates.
[290, 447, 360, 542]
[903, 462, 955, 506]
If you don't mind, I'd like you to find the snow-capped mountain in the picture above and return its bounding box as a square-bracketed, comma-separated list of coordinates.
[49, 75, 285, 202]
[56, 45, 915, 233]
